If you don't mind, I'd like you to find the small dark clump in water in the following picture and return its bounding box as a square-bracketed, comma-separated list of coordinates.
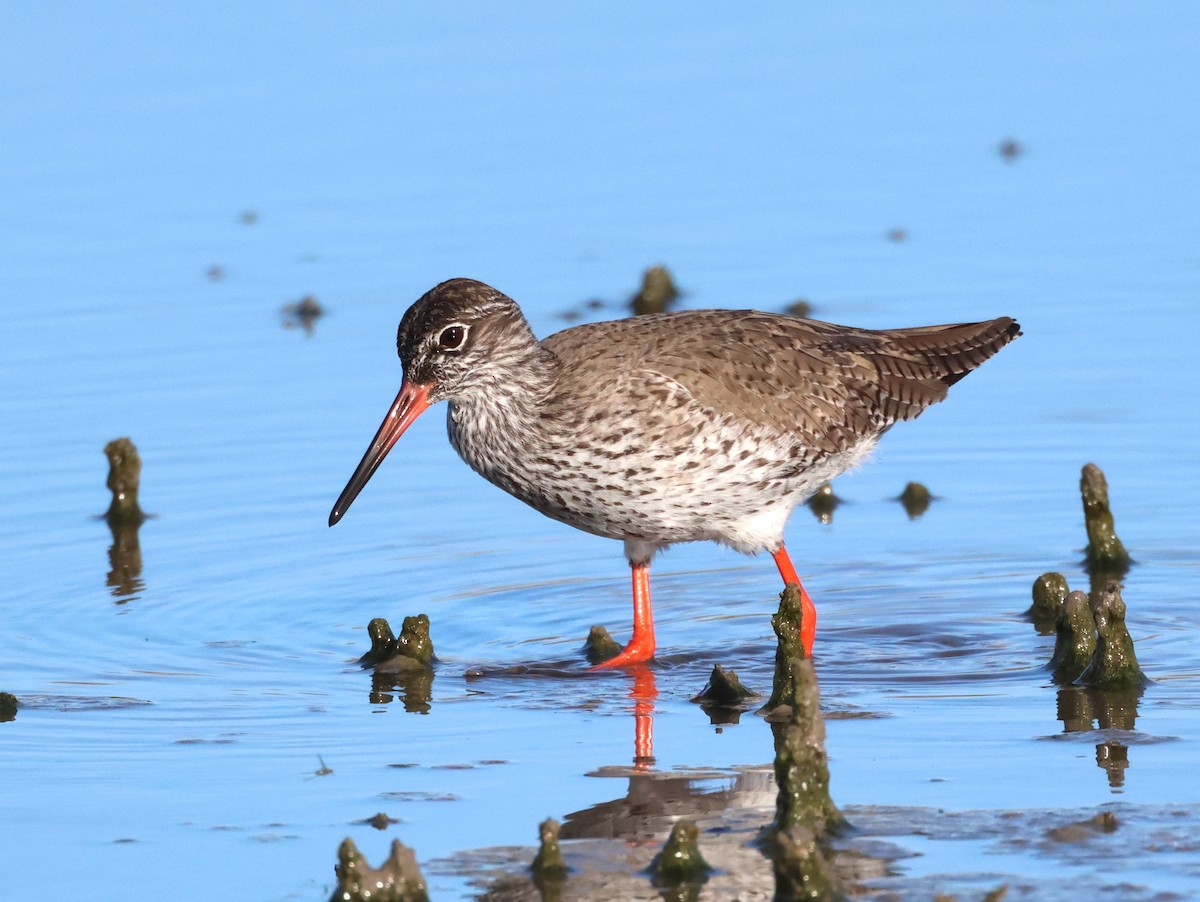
[530, 817, 568, 877]
[1046, 811, 1119, 843]
[887, 228, 908, 243]
[630, 265, 679, 316]
[0, 692, 17, 722]
[898, 481, 932, 519]
[1027, 572, 1070, 635]
[1049, 591, 1096, 684]
[360, 812, 398, 831]
[329, 837, 429, 902]
[806, 482, 841, 524]
[359, 615, 435, 672]
[1080, 463, 1131, 571]
[104, 438, 146, 524]
[999, 138, 1023, 161]
[583, 625, 622, 665]
[785, 298, 814, 318]
[691, 664, 755, 706]
[649, 819, 712, 888]
[1077, 579, 1147, 688]
[282, 295, 324, 333]
[359, 618, 397, 667]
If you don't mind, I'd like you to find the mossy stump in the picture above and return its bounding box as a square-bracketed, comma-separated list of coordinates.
[630, 265, 679, 316]
[1080, 463, 1130, 571]
[1078, 579, 1147, 688]
[1028, 572, 1070, 635]
[104, 437, 146, 524]
[329, 837, 429, 902]
[1049, 591, 1096, 684]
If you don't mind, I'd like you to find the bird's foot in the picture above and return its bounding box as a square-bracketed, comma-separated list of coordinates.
[588, 636, 656, 670]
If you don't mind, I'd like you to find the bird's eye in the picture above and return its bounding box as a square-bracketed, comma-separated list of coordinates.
[436, 324, 468, 351]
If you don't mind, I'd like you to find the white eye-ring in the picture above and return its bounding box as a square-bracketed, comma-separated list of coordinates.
[436, 322, 470, 352]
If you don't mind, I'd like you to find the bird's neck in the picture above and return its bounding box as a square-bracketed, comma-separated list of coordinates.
[448, 341, 558, 454]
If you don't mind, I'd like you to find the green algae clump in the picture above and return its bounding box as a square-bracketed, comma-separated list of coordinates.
[806, 481, 841, 524]
[630, 265, 680, 316]
[1028, 572, 1070, 635]
[691, 664, 755, 706]
[1049, 591, 1097, 684]
[770, 824, 845, 902]
[329, 837, 429, 902]
[1078, 579, 1147, 689]
[359, 615, 434, 673]
[898, 481, 933, 519]
[761, 584, 810, 713]
[104, 437, 146, 524]
[1080, 463, 1131, 570]
[584, 625, 622, 665]
[358, 618, 398, 667]
[530, 817, 568, 900]
[393, 614, 434, 667]
[650, 819, 712, 889]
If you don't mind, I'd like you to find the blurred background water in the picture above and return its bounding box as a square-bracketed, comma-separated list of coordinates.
[2, 3, 1198, 899]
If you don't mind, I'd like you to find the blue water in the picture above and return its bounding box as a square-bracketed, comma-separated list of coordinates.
[3, 3, 1199, 899]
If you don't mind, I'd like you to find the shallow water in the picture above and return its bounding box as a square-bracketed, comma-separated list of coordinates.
[3, 4, 1199, 899]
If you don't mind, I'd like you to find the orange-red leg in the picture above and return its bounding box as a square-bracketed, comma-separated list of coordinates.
[590, 560, 656, 669]
[772, 546, 816, 657]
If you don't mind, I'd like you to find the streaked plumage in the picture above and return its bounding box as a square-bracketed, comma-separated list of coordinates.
[331, 278, 1021, 667]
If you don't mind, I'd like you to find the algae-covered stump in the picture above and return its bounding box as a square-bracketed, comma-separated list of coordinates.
[360, 615, 435, 672]
[1027, 571, 1070, 636]
[1049, 590, 1097, 684]
[629, 265, 680, 316]
[898, 481, 932, 519]
[530, 817, 568, 877]
[1078, 579, 1147, 689]
[1080, 463, 1131, 570]
[650, 820, 712, 889]
[583, 625, 622, 665]
[104, 437, 146, 524]
[691, 664, 755, 707]
[329, 837, 429, 902]
[806, 481, 841, 524]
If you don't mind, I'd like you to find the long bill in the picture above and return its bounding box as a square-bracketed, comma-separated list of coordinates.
[328, 380, 433, 526]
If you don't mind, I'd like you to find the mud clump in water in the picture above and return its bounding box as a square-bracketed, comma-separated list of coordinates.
[360, 615, 435, 672]
[359, 616, 435, 712]
[329, 837, 429, 902]
[691, 664, 755, 706]
[785, 298, 814, 318]
[0, 692, 17, 722]
[693, 664, 757, 726]
[649, 819, 712, 895]
[1027, 572, 1070, 635]
[630, 265, 679, 316]
[583, 625, 622, 665]
[806, 481, 841, 524]
[1077, 579, 1147, 689]
[104, 438, 146, 524]
[898, 481, 932, 519]
[1049, 590, 1096, 684]
[1080, 463, 1131, 571]
[530, 817, 568, 876]
[1046, 810, 1119, 844]
[282, 294, 324, 334]
[358, 618, 398, 667]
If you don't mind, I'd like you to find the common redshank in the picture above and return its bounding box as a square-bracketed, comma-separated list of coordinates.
[330, 278, 1020, 668]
